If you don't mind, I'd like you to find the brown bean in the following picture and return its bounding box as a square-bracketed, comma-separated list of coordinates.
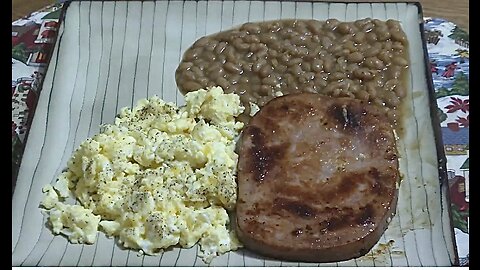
[366, 32, 378, 43]
[324, 19, 340, 31]
[262, 76, 278, 86]
[178, 62, 194, 71]
[362, 22, 375, 32]
[184, 47, 203, 61]
[392, 41, 404, 50]
[376, 27, 391, 41]
[259, 64, 273, 78]
[202, 51, 217, 62]
[307, 20, 324, 34]
[392, 56, 408, 67]
[323, 58, 335, 73]
[182, 81, 202, 91]
[355, 90, 370, 101]
[391, 29, 407, 44]
[224, 62, 243, 74]
[386, 19, 401, 30]
[336, 22, 353, 34]
[353, 68, 374, 80]
[384, 79, 399, 92]
[193, 36, 210, 47]
[207, 67, 225, 80]
[302, 62, 312, 72]
[394, 85, 407, 98]
[233, 38, 249, 50]
[252, 59, 267, 72]
[290, 64, 303, 76]
[216, 77, 230, 89]
[387, 65, 402, 79]
[364, 57, 385, 70]
[377, 50, 392, 64]
[384, 91, 400, 107]
[260, 33, 278, 44]
[312, 59, 324, 72]
[287, 58, 302, 67]
[245, 34, 260, 43]
[275, 64, 287, 74]
[198, 77, 210, 87]
[344, 41, 357, 52]
[204, 40, 218, 51]
[214, 42, 227, 54]
[347, 51, 364, 63]
[182, 70, 196, 81]
[329, 72, 345, 81]
[191, 66, 203, 77]
[327, 44, 342, 54]
[229, 74, 241, 85]
[321, 36, 333, 49]
[242, 22, 261, 34]
[353, 32, 366, 43]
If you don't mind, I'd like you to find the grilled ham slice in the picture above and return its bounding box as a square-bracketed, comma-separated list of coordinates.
[235, 93, 400, 262]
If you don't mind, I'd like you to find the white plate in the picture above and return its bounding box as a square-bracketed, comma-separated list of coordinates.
[12, 0, 457, 266]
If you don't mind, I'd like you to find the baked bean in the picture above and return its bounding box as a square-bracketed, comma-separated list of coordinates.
[394, 85, 407, 98]
[347, 51, 364, 63]
[366, 32, 378, 43]
[321, 36, 334, 49]
[216, 77, 229, 89]
[387, 65, 402, 79]
[392, 41, 404, 50]
[355, 90, 370, 101]
[229, 74, 241, 85]
[262, 76, 278, 86]
[364, 57, 385, 70]
[344, 41, 357, 53]
[245, 35, 260, 43]
[391, 29, 407, 44]
[242, 22, 261, 34]
[214, 42, 227, 54]
[302, 62, 312, 72]
[376, 27, 391, 41]
[182, 81, 203, 91]
[384, 79, 399, 92]
[224, 62, 243, 74]
[324, 19, 340, 31]
[207, 67, 225, 80]
[353, 32, 366, 43]
[287, 58, 302, 67]
[353, 68, 374, 80]
[312, 59, 324, 72]
[290, 64, 303, 76]
[177, 19, 411, 124]
[336, 22, 353, 34]
[259, 64, 273, 78]
[378, 50, 392, 64]
[323, 58, 335, 73]
[392, 56, 408, 67]
[193, 36, 210, 47]
[329, 72, 346, 81]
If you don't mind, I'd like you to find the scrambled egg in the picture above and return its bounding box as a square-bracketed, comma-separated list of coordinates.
[40, 87, 245, 263]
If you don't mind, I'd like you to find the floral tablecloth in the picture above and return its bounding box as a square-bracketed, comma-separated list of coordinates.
[11, 4, 469, 266]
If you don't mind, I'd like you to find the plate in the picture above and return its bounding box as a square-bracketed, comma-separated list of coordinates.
[12, 0, 458, 266]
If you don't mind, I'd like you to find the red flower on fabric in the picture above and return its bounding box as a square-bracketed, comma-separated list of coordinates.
[456, 115, 469, 127]
[445, 97, 469, 113]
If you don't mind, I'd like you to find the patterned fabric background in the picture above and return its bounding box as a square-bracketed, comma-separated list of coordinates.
[11, 5, 469, 266]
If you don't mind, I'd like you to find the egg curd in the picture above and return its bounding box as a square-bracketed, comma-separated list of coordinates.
[40, 87, 245, 263]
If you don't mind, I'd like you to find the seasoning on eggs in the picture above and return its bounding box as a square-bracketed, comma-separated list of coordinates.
[39, 86, 245, 263]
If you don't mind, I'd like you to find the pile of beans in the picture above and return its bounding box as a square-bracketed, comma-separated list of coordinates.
[175, 18, 409, 124]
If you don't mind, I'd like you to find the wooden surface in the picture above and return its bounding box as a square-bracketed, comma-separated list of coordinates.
[12, 0, 469, 32]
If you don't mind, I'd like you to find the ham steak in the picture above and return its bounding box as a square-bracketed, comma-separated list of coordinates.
[235, 93, 400, 262]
